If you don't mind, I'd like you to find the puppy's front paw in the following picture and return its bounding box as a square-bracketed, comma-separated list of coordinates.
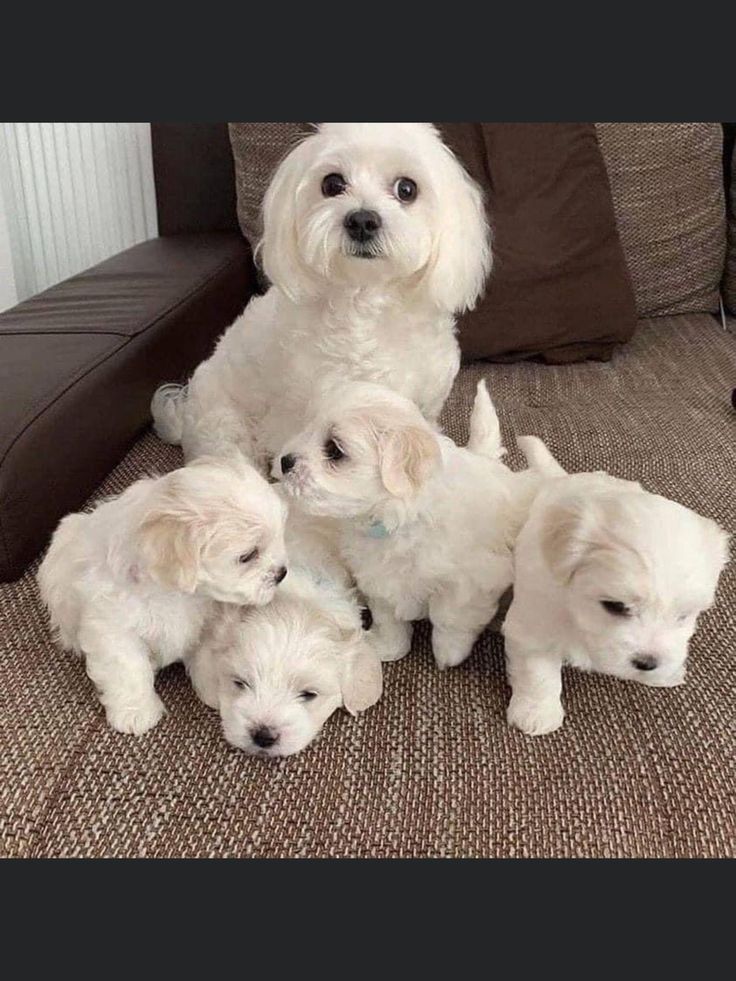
[105, 696, 166, 735]
[369, 623, 412, 662]
[507, 695, 564, 736]
[432, 627, 475, 670]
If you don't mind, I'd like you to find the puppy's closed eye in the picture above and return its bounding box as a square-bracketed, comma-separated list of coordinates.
[600, 600, 631, 617]
[299, 690, 318, 702]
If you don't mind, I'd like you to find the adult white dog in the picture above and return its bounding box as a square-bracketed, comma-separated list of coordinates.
[188, 511, 383, 758]
[37, 456, 287, 735]
[274, 380, 548, 670]
[151, 122, 491, 467]
[503, 438, 730, 736]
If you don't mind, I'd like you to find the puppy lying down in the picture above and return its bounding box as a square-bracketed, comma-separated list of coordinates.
[38, 456, 287, 735]
[504, 438, 730, 736]
[187, 512, 383, 758]
[276, 380, 550, 670]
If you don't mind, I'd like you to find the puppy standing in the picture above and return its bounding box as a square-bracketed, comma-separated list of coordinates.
[37, 456, 287, 735]
[152, 123, 490, 467]
[276, 380, 548, 670]
[504, 438, 730, 736]
[187, 510, 383, 758]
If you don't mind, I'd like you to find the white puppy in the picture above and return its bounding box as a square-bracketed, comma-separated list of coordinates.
[151, 122, 490, 467]
[275, 380, 547, 670]
[503, 438, 730, 736]
[37, 456, 288, 735]
[187, 511, 382, 758]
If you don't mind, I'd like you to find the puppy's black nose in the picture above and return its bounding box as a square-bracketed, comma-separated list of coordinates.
[274, 566, 288, 584]
[280, 453, 296, 474]
[632, 654, 658, 672]
[344, 209, 382, 243]
[252, 727, 278, 749]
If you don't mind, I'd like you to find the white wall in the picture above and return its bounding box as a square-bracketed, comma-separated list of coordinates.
[0, 190, 18, 311]
[0, 123, 158, 311]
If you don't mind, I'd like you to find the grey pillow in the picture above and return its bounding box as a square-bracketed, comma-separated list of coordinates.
[596, 123, 726, 317]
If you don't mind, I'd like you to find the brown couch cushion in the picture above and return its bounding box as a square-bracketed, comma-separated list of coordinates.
[228, 122, 637, 364]
[0, 233, 254, 582]
[440, 123, 637, 363]
[2, 313, 733, 858]
[596, 123, 726, 317]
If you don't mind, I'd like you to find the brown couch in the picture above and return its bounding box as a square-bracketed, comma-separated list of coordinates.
[0, 124, 734, 858]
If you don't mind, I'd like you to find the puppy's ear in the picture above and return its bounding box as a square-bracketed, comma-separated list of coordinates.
[341, 635, 383, 716]
[259, 134, 318, 301]
[422, 144, 492, 314]
[379, 425, 441, 499]
[137, 509, 201, 593]
[540, 496, 594, 583]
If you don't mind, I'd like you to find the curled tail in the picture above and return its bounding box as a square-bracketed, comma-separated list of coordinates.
[151, 383, 186, 445]
[467, 379, 505, 460]
[517, 435, 566, 477]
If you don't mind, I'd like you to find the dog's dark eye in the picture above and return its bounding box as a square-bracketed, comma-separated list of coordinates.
[238, 548, 258, 564]
[393, 177, 417, 202]
[322, 173, 347, 197]
[299, 690, 318, 702]
[233, 678, 249, 690]
[601, 600, 631, 617]
[324, 438, 345, 462]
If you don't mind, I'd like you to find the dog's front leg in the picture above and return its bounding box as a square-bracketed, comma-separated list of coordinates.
[505, 638, 564, 736]
[365, 597, 412, 662]
[80, 625, 165, 735]
[429, 587, 494, 670]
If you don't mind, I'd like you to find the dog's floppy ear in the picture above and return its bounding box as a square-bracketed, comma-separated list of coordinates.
[341, 635, 383, 716]
[379, 425, 441, 499]
[422, 143, 492, 314]
[137, 507, 202, 593]
[259, 133, 319, 302]
[540, 495, 594, 584]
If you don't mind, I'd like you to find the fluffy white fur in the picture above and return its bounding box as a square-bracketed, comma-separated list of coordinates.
[37, 456, 288, 735]
[503, 438, 731, 736]
[275, 380, 548, 669]
[151, 122, 491, 468]
[187, 511, 383, 758]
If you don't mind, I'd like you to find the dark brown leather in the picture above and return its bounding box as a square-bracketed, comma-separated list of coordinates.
[151, 124, 240, 236]
[0, 233, 255, 582]
[439, 123, 638, 363]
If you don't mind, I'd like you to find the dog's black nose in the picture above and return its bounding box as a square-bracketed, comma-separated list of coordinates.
[632, 654, 658, 672]
[344, 209, 382, 243]
[280, 453, 296, 474]
[274, 566, 288, 584]
[252, 727, 278, 748]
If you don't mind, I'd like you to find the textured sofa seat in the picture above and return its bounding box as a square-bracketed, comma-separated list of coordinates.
[0, 233, 253, 581]
[1, 313, 733, 859]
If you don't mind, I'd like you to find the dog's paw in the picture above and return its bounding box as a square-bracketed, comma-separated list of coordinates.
[432, 628, 474, 670]
[507, 696, 564, 736]
[106, 696, 166, 735]
[369, 623, 412, 662]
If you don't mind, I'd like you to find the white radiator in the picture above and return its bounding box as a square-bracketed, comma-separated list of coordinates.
[0, 122, 158, 305]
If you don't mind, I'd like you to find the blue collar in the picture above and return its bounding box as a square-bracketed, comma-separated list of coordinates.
[367, 519, 391, 539]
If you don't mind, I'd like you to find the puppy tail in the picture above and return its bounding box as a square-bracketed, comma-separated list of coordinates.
[151, 383, 186, 445]
[517, 435, 566, 477]
[467, 379, 505, 460]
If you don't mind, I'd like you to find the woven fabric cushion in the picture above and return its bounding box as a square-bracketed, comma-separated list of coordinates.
[2, 313, 734, 858]
[596, 123, 726, 317]
[725, 139, 736, 313]
[228, 122, 637, 364]
[229, 123, 310, 245]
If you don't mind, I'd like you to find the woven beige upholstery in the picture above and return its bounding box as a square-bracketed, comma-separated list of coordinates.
[596, 124, 726, 318]
[1, 314, 734, 858]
